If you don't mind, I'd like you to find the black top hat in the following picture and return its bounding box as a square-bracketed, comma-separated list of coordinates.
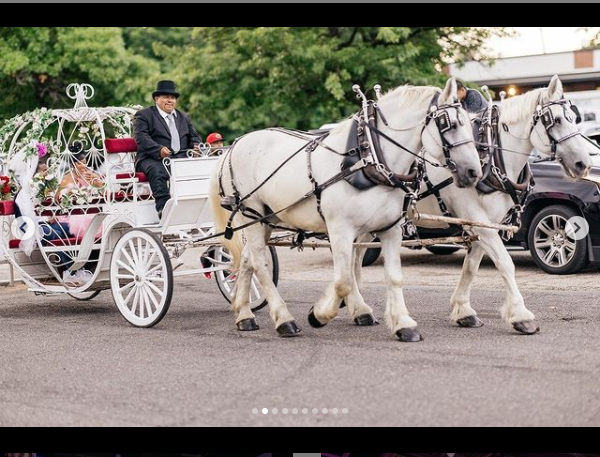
[152, 80, 180, 99]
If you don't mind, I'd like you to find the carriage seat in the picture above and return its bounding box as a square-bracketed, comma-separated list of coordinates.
[104, 138, 148, 182]
[0, 200, 15, 216]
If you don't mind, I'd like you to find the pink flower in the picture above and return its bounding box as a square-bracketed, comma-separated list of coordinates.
[36, 142, 47, 158]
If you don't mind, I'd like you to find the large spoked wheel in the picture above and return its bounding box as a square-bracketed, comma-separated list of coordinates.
[528, 205, 589, 275]
[68, 291, 102, 301]
[214, 245, 279, 311]
[110, 228, 174, 327]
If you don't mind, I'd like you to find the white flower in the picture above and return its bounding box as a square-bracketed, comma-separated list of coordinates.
[45, 174, 55, 181]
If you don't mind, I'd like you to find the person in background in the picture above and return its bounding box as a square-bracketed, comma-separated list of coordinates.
[456, 80, 489, 114]
[206, 131, 225, 156]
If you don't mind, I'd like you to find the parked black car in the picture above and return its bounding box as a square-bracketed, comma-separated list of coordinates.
[363, 150, 600, 275]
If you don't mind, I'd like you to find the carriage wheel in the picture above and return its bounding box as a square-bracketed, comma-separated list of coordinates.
[110, 228, 173, 327]
[68, 290, 102, 301]
[214, 245, 279, 311]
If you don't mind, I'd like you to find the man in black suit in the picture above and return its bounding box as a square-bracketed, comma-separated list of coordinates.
[134, 80, 202, 216]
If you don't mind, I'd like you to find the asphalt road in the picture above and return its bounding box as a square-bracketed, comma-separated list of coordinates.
[1, 248, 600, 426]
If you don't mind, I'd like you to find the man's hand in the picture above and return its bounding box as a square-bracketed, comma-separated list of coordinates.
[160, 147, 171, 159]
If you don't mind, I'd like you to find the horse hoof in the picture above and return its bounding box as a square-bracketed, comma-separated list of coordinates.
[276, 320, 301, 337]
[513, 320, 540, 335]
[354, 313, 378, 326]
[308, 307, 326, 328]
[457, 315, 484, 328]
[396, 327, 423, 342]
[237, 318, 259, 331]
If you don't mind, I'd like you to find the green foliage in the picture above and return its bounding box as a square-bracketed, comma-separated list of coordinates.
[177, 27, 506, 138]
[0, 27, 159, 120]
[0, 27, 505, 141]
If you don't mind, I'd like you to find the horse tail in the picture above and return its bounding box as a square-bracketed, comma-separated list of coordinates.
[209, 158, 243, 270]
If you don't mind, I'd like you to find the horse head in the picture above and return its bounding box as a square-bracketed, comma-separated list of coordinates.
[527, 75, 591, 179]
[421, 77, 482, 187]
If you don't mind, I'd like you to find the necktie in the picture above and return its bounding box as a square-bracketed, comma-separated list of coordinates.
[167, 113, 180, 152]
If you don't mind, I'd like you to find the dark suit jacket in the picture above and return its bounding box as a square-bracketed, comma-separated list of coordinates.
[134, 106, 202, 164]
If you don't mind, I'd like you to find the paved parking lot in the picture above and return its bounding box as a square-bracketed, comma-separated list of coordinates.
[1, 247, 600, 426]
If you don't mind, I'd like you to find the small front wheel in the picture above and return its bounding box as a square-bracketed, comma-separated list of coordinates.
[68, 290, 102, 301]
[110, 229, 173, 327]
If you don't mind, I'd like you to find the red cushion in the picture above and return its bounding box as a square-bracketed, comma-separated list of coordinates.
[105, 138, 137, 154]
[115, 172, 147, 182]
[0, 200, 15, 216]
[37, 207, 101, 217]
[10, 236, 102, 249]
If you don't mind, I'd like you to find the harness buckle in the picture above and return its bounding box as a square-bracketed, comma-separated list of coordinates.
[220, 195, 239, 212]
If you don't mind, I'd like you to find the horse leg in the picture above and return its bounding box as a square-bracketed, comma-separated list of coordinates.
[336, 234, 369, 311]
[450, 229, 538, 334]
[379, 225, 422, 342]
[245, 225, 300, 337]
[477, 229, 538, 334]
[450, 243, 486, 328]
[309, 230, 375, 328]
[232, 245, 260, 331]
[353, 233, 370, 293]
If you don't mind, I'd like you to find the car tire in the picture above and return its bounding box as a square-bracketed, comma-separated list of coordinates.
[362, 246, 381, 267]
[425, 246, 461, 255]
[528, 204, 589, 274]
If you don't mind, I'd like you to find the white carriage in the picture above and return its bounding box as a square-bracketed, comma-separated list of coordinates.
[0, 84, 276, 327]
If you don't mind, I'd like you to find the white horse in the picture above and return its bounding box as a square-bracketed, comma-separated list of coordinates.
[395, 75, 592, 335]
[210, 78, 482, 340]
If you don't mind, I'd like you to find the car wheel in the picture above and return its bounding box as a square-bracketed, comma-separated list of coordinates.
[425, 246, 461, 255]
[362, 246, 381, 267]
[528, 204, 589, 274]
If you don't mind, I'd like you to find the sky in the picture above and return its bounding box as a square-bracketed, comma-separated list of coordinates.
[487, 27, 599, 58]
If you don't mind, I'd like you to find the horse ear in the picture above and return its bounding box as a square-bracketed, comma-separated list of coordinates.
[440, 77, 457, 105]
[548, 74, 563, 100]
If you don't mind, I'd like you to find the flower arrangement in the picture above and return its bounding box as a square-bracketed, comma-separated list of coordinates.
[0, 174, 17, 201]
[31, 165, 59, 205]
[56, 183, 102, 211]
[0, 108, 57, 161]
[36, 142, 48, 158]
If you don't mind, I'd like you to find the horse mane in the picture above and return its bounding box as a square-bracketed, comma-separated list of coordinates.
[330, 85, 440, 135]
[500, 87, 547, 125]
[385, 85, 440, 112]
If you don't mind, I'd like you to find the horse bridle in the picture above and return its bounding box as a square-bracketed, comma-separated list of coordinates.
[531, 98, 581, 161]
[423, 96, 474, 173]
[369, 93, 474, 177]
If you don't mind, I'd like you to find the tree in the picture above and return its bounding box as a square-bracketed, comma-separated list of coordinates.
[0, 27, 160, 120]
[176, 27, 508, 138]
[122, 27, 194, 63]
